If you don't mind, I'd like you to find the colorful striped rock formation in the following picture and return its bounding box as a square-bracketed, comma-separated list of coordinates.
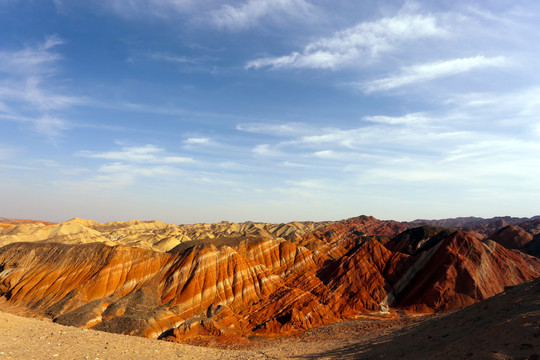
[0, 216, 539, 343]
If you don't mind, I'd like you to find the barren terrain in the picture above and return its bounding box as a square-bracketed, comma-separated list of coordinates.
[0, 215, 539, 359]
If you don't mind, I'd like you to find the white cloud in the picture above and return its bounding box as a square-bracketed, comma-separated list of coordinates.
[150, 52, 199, 64]
[83, 0, 314, 30]
[442, 87, 540, 136]
[442, 139, 540, 163]
[246, 11, 445, 70]
[184, 137, 211, 145]
[0, 37, 84, 140]
[32, 116, 69, 139]
[76, 144, 194, 164]
[99, 0, 196, 19]
[299, 128, 365, 149]
[25, 77, 83, 110]
[363, 113, 432, 126]
[211, 0, 313, 30]
[363, 56, 509, 93]
[70, 144, 195, 189]
[253, 144, 282, 156]
[282, 161, 308, 168]
[0, 35, 63, 76]
[237, 93, 540, 208]
[99, 162, 177, 176]
[313, 150, 368, 161]
[359, 137, 540, 186]
[449, 86, 540, 116]
[285, 178, 326, 189]
[236, 122, 312, 136]
[0, 79, 83, 112]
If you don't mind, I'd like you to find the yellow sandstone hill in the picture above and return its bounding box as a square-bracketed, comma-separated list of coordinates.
[0, 218, 329, 252]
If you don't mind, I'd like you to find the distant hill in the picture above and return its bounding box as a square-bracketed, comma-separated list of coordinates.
[0, 217, 55, 228]
[409, 215, 540, 228]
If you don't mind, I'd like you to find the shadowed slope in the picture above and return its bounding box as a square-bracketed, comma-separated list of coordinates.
[303, 277, 540, 360]
[393, 231, 540, 311]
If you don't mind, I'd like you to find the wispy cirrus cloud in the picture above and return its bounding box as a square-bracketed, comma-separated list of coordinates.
[363, 56, 509, 93]
[69, 163, 180, 189]
[364, 113, 433, 126]
[246, 10, 445, 70]
[96, 0, 197, 19]
[31, 116, 69, 139]
[0, 36, 63, 76]
[71, 144, 196, 189]
[150, 52, 200, 64]
[211, 0, 314, 30]
[76, 144, 194, 164]
[244, 118, 540, 194]
[0, 77, 84, 111]
[73, 0, 313, 30]
[236, 122, 313, 136]
[0, 36, 84, 140]
[182, 137, 217, 150]
[237, 80, 540, 198]
[253, 143, 284, 156]
[184, 137, 211, 145]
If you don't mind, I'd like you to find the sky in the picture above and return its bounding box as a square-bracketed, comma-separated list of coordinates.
[1, 0, 540, 224]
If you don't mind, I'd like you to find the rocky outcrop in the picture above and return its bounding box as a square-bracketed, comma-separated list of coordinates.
[392, 231, 540, 311]
[385, 226, 454, 255]
[488, 225, 533, 249]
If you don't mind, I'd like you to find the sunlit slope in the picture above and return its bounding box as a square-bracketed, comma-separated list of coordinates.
[0, 217, 329, 252]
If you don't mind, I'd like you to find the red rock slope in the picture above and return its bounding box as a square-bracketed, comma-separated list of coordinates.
[0, 216, 539, 343]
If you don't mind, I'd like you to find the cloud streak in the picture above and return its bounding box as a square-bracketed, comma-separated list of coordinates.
[76, 144, 194, 164]
[184, 137, 211, 145]
[246, 11, 445, 70]
[98, 0, 196, 19]
[363, 56, 509, 93]
[0, 36, 63, 76]
[211, 0, 314, 30]
[150, 52, 200, 64]
[78, 0, 314, 30]
[236, 122, 313, 136]
[0, 36, 84, 139]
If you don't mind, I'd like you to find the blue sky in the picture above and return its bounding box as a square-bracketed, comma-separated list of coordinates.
[1, 0, 540, 223]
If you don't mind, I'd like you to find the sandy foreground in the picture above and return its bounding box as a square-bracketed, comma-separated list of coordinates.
[0, 278, 539, 360]
[0, 309, 425, 360]
[0, 310, 265, 360]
